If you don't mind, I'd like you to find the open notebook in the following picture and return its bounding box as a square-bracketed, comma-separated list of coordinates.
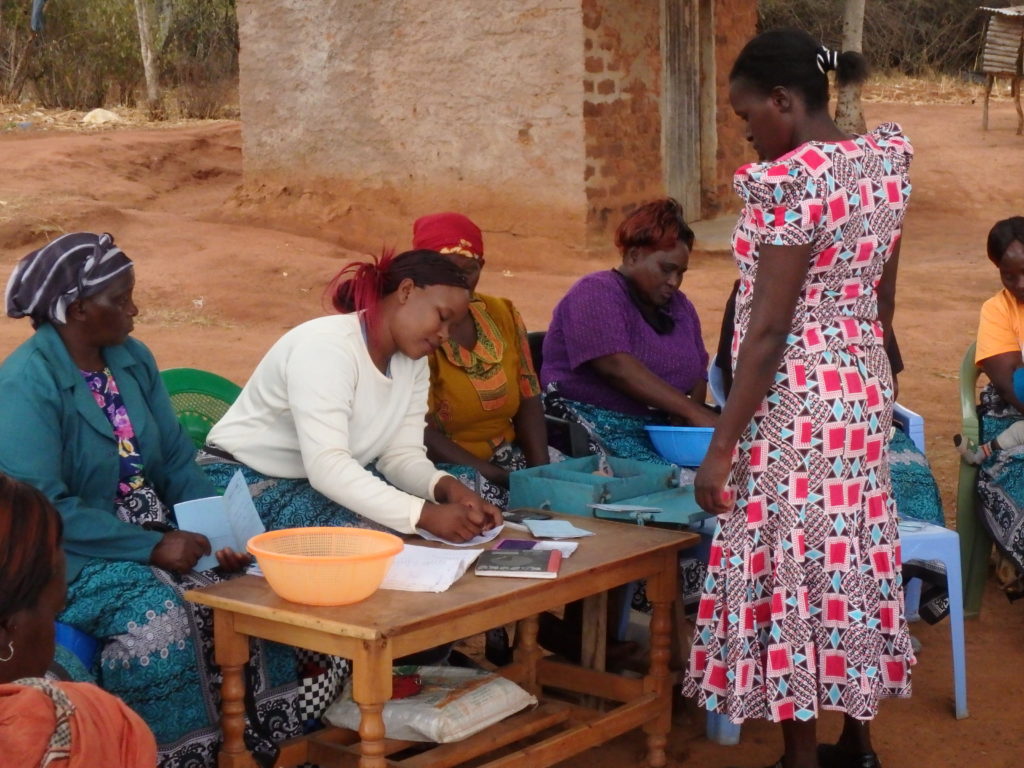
[380, 545, 484, 593]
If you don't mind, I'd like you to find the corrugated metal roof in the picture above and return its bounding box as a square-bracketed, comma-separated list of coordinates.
[980, 8, 1024, 74]
[980, 5, 1024, 18]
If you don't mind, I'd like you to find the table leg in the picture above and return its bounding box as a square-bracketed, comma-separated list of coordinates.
[352, 638, 393, 768]
[580, 593, 607, 672]
[643, 553, 675, 768]
[213, 611, 258, 768]
[514, 614, 542, 697]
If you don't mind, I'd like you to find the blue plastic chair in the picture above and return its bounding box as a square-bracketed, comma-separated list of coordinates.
[55, 621, 99, 669]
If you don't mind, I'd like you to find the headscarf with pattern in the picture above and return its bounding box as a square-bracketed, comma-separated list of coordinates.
[5, 232, 132, 327]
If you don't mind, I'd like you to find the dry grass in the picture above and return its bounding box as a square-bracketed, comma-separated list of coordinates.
[137, 306, 236, 329]
[864, 71, 1015, 106]
[0, 73, 1013, 135]
[0, 103, 237, 134]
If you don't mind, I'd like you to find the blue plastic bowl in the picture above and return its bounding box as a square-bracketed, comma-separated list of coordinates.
[645, 426, 714, 467]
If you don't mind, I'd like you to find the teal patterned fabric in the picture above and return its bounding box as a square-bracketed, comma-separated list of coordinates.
[977, 388, 1024, 573]
[543, 389, 670, 465]
[889, 429, 944, 526]
[202, 460, 392, 532]
[59, 557, 300, 767]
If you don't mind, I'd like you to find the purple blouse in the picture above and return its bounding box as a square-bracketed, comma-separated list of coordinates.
[540, 270, 709, 416]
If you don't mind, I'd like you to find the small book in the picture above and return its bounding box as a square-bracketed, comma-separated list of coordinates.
[474, 548, 562, 579]
[495, 538, 578, 559]
[173, 469, 265, 571]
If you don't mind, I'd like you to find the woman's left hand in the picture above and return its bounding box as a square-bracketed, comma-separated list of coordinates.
[215, 547, 253, 573]
[694, 445, 735, 516]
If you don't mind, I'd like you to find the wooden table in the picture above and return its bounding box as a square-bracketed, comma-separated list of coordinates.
[185, 517, 697, 768]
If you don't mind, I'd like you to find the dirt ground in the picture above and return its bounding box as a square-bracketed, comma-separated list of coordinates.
[0, 92, 1023, 766]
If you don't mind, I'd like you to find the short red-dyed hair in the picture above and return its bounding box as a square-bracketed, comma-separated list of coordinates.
[0, 474, 63, 622]
[614, 198, 695, 256]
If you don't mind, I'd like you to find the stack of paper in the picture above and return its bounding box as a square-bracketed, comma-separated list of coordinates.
[381, 545, 483, 592]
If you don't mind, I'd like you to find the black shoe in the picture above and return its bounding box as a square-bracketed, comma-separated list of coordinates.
[818, 742, 883, 768]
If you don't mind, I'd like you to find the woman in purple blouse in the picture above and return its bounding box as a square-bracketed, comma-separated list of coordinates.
[542, 198, 718, 464]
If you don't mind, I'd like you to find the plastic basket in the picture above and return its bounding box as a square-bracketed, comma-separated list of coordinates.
[248, 527, 404, 606]
[645, 426, 714, 467]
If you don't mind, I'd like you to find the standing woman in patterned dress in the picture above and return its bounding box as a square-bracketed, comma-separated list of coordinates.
[685, 29, 915, 768]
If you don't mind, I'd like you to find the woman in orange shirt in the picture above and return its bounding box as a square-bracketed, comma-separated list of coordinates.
[0, 473, 157, 767]
[964, 216, 1024, 598]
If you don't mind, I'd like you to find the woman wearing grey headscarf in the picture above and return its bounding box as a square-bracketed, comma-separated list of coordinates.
[0, 233, 307, 767]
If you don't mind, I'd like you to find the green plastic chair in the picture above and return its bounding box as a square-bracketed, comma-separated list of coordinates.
[957, 342, 992, 616]
[160, 367, 242, 449]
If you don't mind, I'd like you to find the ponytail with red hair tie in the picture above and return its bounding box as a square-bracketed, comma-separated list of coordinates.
[325, 247, 470, 329]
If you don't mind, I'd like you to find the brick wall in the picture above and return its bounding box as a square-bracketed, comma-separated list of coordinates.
[582, 0, 665, 249]
[709, 0, 759, 216]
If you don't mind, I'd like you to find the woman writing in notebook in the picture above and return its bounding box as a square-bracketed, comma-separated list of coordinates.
[204, 248, 503, 542]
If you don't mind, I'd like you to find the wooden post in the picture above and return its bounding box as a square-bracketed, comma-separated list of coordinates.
[1014, 76, 1023, 135]
[835, 0, 867, 134]
[984, 74, 994, 131]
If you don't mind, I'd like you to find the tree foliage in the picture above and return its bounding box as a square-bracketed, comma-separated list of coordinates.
[759, 0, 1013, 75]
[0, 0, 238, 115]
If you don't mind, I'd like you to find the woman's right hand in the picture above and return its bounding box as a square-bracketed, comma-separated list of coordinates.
[671, 406, 719, 429]
[694, 444, 735, 516]
[150, 530, 211, 573]
[418, 502, 488, 543]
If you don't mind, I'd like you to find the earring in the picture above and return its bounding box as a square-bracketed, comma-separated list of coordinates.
[0, 641, 13, 663]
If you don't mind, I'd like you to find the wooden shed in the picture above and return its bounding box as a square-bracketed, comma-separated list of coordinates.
[978, 4, 1024, 133]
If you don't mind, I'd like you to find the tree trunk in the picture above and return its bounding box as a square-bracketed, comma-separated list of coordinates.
[834, 0, 867, 135]
[133, 0, 162, 118]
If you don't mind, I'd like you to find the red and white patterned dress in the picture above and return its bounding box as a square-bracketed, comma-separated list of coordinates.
[683, 123, 915, 723]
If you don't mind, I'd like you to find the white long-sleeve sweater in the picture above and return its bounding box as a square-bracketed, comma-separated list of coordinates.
[207, 314, 447, 532]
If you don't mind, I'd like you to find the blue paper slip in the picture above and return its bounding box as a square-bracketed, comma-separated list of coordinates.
[173, 470, 265, 571]
[524, 519, 594, 539]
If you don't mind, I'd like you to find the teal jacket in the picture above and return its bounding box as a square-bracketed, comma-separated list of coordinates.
[0, 324, 215, 582]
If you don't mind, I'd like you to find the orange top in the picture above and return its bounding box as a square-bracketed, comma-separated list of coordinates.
[428, 293, 540, 460]
[0, 679, 157, 767]
[976, 288, 1024, 364]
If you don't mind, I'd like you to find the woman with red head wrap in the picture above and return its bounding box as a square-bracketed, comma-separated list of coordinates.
[412, 213, 550, 510]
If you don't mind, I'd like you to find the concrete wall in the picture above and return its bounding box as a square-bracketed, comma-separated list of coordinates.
[236, 0, 588, 253]
[235, 0, 756, 258]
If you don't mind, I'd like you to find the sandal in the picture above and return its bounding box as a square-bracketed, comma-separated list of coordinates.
[818, 743, 883, 768]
